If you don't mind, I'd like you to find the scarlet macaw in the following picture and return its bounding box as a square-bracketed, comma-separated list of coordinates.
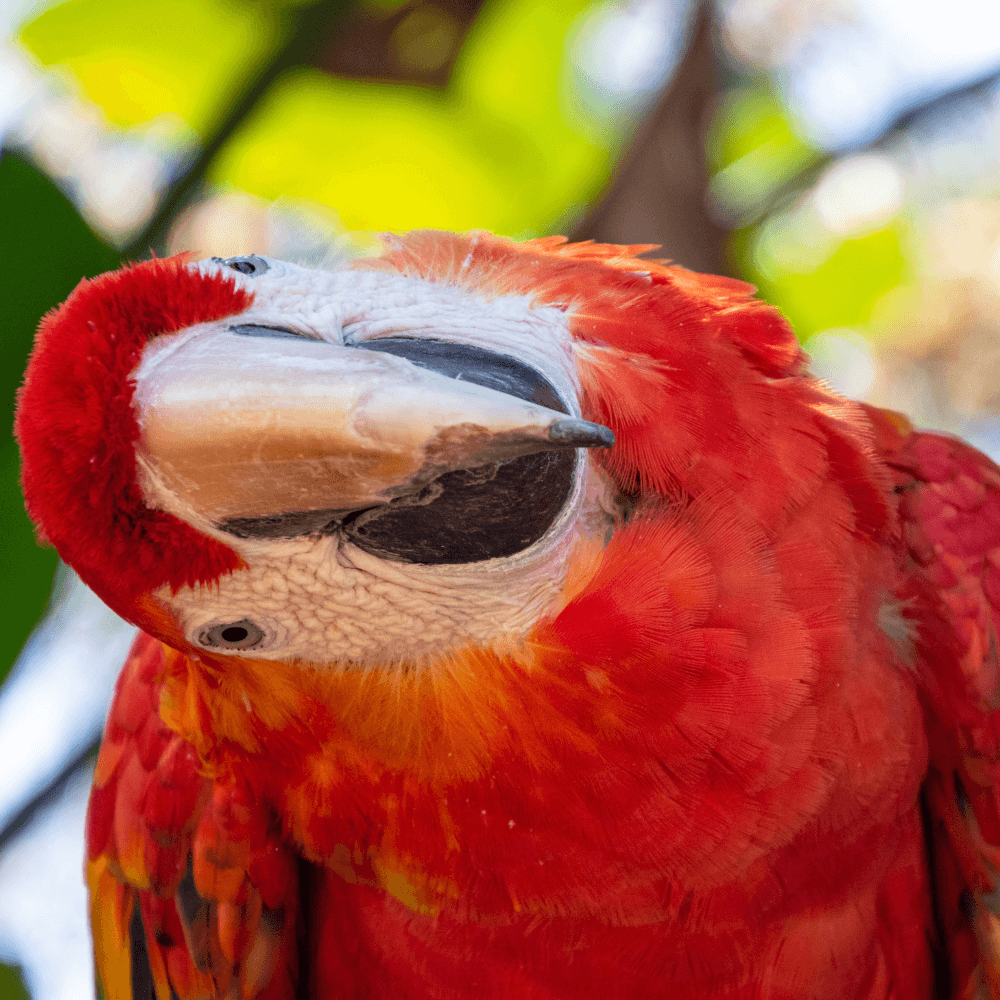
[15, 231, 1000, 998]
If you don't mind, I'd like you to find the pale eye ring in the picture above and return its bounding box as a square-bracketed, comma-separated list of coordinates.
[199, 619, 266, 650]
[214, 255, 269, 277]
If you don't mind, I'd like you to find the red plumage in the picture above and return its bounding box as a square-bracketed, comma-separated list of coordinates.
[16, 256, 247, 618]
[16, 231, 1000, 998]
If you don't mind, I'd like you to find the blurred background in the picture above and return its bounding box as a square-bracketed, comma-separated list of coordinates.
[4, 0, 1000, 996]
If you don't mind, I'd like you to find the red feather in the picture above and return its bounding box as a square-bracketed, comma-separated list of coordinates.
[16, 256, 247, 621]
[26, 231, 1000, 997]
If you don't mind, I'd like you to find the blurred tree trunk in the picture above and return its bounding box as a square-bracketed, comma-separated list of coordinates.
[571, 3, 727, 275]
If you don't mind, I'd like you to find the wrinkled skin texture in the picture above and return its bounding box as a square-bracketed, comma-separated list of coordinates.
[17, 233, 1000, 999]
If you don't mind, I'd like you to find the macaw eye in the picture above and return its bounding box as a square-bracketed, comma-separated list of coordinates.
[215, 255, 269, 277]
[198, 619, 266, 650]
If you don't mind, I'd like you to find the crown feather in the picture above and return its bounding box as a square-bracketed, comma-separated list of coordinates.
[16, 256, 249, 620]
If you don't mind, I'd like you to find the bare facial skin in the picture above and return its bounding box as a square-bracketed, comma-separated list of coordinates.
[135, 257, 617, 666]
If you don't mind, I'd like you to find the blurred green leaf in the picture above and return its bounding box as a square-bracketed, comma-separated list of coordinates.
[452, 0, 615, 227]
[0, 153, 120, 434]
[707, 82, 819, 223]
[0, 151, 118, 682]
[23, 0, 617, 237]
[20, 0, 284, 132]
[0, 964, 28, 1000]
[715, 83, 909, 346]
[731, 222, 909, 341]
[0, 440, 58, 681]
[217, 0, 611, 235]
[211, 69, 528, 232]
[707, 83, 811, 172]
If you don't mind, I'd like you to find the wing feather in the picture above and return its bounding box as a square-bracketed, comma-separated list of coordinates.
[87, 632, 299, 1000]
[868, 405, 1000, 998]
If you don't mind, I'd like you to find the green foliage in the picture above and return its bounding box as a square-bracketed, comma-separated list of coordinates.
[212, 69, 529, 232]
[707, 82, 819, 223]
[711, 82, 906, 343]
[452, 0, 617, 227]
[707, 82, 812, 173]
[0, 152, 119, 683]
[730, 222, 909, 341]
[214, 0, 616, 236]
[21, 0, 616, 237]
[0, 965, 28, 1000]
[20, 0, 284, 132]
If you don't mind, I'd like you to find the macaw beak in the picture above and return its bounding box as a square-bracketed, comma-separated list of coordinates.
[132, 327, 613, 531]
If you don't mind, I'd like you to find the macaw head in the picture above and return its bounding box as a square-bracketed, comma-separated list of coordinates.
[16, 231, 804, 669]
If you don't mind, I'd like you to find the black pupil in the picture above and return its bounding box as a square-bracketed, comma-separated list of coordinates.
[230, 260, 256, 275]
[221, 626, 249, 643]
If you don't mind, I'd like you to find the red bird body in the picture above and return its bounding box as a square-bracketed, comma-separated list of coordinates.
[16, 232, 1000, 998]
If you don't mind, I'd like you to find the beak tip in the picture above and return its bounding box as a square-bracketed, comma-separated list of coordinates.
[548, 418, 616, 449]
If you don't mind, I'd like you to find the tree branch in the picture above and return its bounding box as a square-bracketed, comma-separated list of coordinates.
[570, 3, 727, 274]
